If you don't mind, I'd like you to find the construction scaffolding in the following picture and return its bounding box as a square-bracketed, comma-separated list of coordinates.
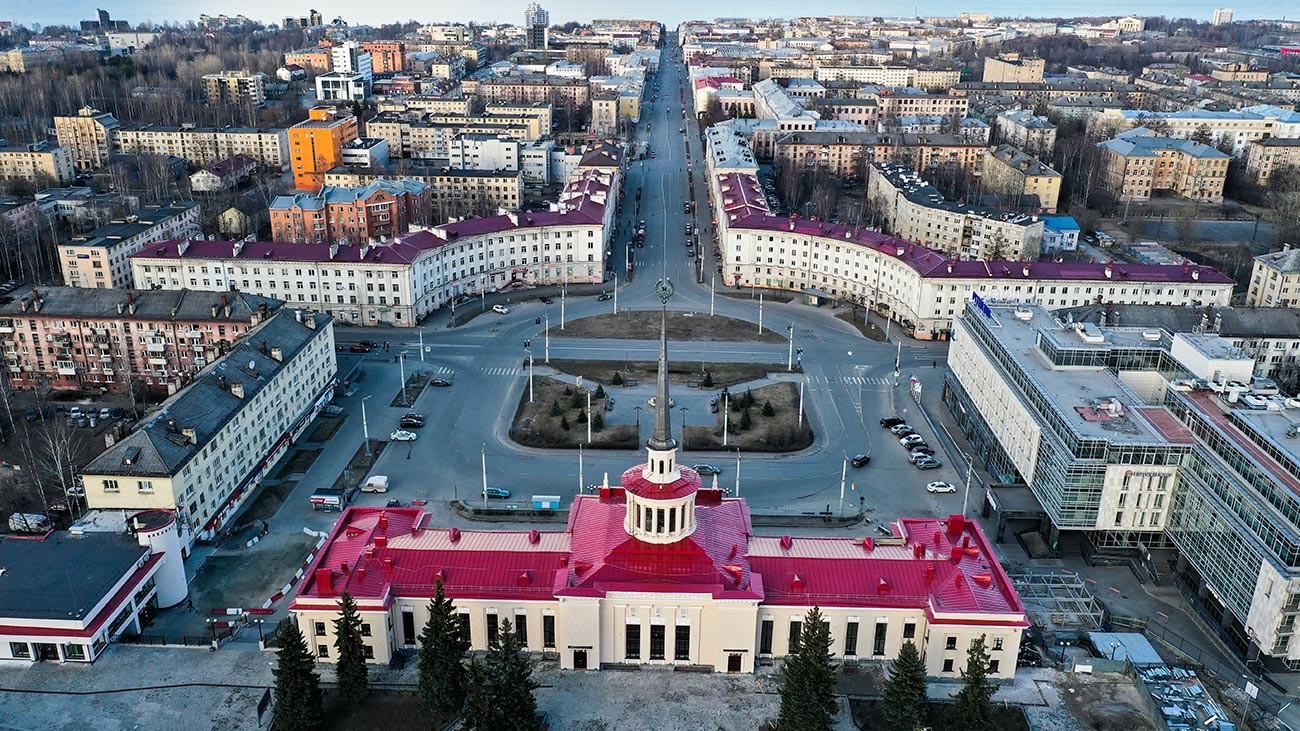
[1009, 571, 1107, 637]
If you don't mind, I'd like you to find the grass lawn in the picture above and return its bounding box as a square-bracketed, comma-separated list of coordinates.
[836, 309, 889, 342]
[851, 698, 1030, 731]
[332, 440, 388, 490]
[512, 376, 638, 449]
[560, 310, 784, 342]
[550, 359, 792, 389]
[683, 382, 813, 453]
[306, 416, 344, 443]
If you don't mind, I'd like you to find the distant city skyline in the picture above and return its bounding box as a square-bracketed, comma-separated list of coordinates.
[4, 0, 1282, 29]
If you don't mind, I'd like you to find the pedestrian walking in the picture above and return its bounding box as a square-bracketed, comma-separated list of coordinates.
[186, 598, 194, 612]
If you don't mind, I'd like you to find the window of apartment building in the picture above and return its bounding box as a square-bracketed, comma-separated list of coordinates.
[844, 621, 859, 656]
[314, 622, 326, 637]
[625, 623, 641, 660]
[317, 646, 329, 658]
[788, 621, 802, 654]
[945, 636, 957, 650]
[649, 625, 666, 660]
[760, 619, 774, 654]
[675, 625, 691, 661]
[486, 612, 499, 647]
[873, 622, 888, 656]
[457, 613, 471, 645]
[515, 615, 528, 647]
[361, 623, 371, 637]
[543, 615, 555, 648]
[942, 658, 954, 673]
[102, 479, 119, 492]
[902, 621, 916, 639]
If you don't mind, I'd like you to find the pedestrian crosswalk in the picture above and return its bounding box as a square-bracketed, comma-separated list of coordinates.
[806, 375, 892, 385]
[482, 366, 521, 376]
[432, 366, 455, 375]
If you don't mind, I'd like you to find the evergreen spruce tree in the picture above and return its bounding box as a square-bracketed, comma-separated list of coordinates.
[702, 371, 714, 387]
[592, 412, 604, 431]
[418, 581, 469, 718]
[332, 591, 369, 708]
[272, 621, 323, 731]
[594, 384, 606, 398]
[571, 392, 584, 408]
[743, 389, 756, 407]
[560, 415, 570, 431]
[762, 401, 775, 417]
[740, 409, 753, 431]
[463, 619, 541, 731]
[576, 409, 588, 424]
[949, 635, 995, 731]
[777, 606, 838, 731]
[882, 641, 928, 731]
[549, 401, 562, 417]
[612, 372, 624, 385]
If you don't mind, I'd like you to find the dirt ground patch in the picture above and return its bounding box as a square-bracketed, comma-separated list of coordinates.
[391, 370, 431, 408]
[188, 533, 320, 615]
[560, 310, 784, 342]
[279, 448, 321, 476]
[306, 417, 345, 443]
[551, 358, 789, 389]
[836, 310, 889, 342]
[851, 697, 1030, 731]
[325, 688, 452, 731]
[1059, 678, 1157, 731]
[717, 289, 795, 304]
[234, 480, 299, 525]
[333, 440, 387, 490]
[511, 376, 638, 449]
[684, 382, 813, 452]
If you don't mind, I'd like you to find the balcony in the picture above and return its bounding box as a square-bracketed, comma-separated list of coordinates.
[184, 330, 203, 339]
[146, 342, 166, 353]
[56, 365, 78, 376]
[148, 357, 168, 366]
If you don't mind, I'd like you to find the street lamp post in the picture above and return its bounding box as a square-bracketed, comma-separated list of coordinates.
[961, 462, 975, 516]
[253, 618, 266, 649]
[797, 378, 805, 428]
[634, 405, 642, 434]
[561, 269, 568, 330]
[722, 391, 730, 447]
[586, 390, 592, 444]
[787, 324, 794, 371]
[734, 448, 741, 497]
[894, 340, 901, 388]
[543, 315, 550, 364]
[527, 350, 535, 403]
[710, 275, 716, 316]
[680, 407, 688, 449]
[613, 274, 618, 313]
[361, 395, 372, 456]
[398, 352, 407, 407]
[758, 291, 764, 333]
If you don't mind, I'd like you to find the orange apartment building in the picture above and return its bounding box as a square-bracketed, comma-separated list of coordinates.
[269, 180, 430, 244]
[289, 107, 360, 192]
[360, 41, 407, 74]
[284, 48, 333, 73]
[0, 288, 282, 394]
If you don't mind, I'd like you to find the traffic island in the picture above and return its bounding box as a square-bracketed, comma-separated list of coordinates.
[332, 439, 387, 490]
[390, 371, 431, 408]
[835, 310, 889, 342]
[560, 310, 785, 342]
[550, 358, 792, 389]
[683, 382, 813, 453]
[511, 376, 638, 449]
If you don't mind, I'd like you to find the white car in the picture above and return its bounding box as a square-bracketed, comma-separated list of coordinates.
[492, 304, 510, 315]
[926, 481, 957, 494]
[389, 430, 418, 442]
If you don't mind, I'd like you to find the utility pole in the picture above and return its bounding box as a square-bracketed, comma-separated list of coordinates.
[680, 407, 688, 449]
[561, 269, 567, 330]
[361, 396, 372, 456]
[528, 350, 535, 403]
[722, 391, 730, 447]
[578, 444, 585, 491]
[839, 457, 847, 516]
[734, 449, 740, 497]
[613, 274, 618, 313]
[544, 315, 550, 364]
[797, 378, 805, 427]
[419, 330, 424, 362]
[481, 444, 488, 508]
[787, 324, 794, 371]
[961, 462, 975, 516]
[758, 291, 764, 333]
[399, 352, 407, 407]
[586, 389, 592, 444]
[894, 340, 902, 388]
[710, 275, 715, 316]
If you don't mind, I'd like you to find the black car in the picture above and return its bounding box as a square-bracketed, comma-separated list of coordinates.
[597, 292, 613, 301]
[880, 416, 905, 428]
[850, 454, 871, 468]
[349, 343, 373, 353]
[429, 378, 452, 387]
[909, 445, 935, 456]
[540, 296, 554, 304]
[400, 417, 425, 429]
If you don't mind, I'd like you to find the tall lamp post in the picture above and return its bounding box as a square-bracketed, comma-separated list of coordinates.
[680, 407, 689, 449]
[787, 324, 794, 371]
[361, 395, 372, 456]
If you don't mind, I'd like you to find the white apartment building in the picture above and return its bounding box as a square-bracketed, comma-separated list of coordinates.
[316, 72, 371, 102]
[130, 169, 618, 327]
[61, 202, 201, 289]
[114, 125, 289, 168]
[1088, 105, 1300, 157]
[449, 133, 521, 171]
[79, 308, 337, 547]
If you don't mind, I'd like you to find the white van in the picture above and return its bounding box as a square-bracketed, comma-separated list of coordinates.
[8, 512, 52, 533]
[361, 475, 390, 494]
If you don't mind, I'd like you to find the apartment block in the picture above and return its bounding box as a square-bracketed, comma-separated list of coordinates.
[1247, 247, 1300, 308]
[53, 106, 121, 171]
[60, 202, 202, 289]
[477, 76, 590, 108]
[0, 287, 281, 393]
[1088, 105, 1300, 156]
[448, 134, 521, 171]
[774, 130, 986, 180]
[862, 88, 969, 120]
[201, 70, 269, 107]
[1244, 138, 1300, 186]
[980, 145, 1062, 213]
[79, 308, 336, 546]
[1097, 128, 1230, 203]
[0, 142, 75, 186]
[994, 108, 1057, 156]
[289, 106, 360, 192]
[867, 163, 1045, 260]
[269, 180, 430, 244]
[114, 125, 289, 168]
[982, 53, 1045, 84]
[360, 41, 407, 74]
[322, 165, 521, 223]
[284, 48, 332, 73]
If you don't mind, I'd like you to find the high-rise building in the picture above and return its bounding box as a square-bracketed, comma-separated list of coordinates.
[288, 106, 360, 191]
[53, 106, 120, 172]
[201, 70, 269, 107]
[1212, 7, 1234, 25]
[525, 2, 549, 50]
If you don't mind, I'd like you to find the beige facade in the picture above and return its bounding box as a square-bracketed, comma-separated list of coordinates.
[982, 54, 1045, 84]
[60, 203, 201, 289]
[486, 103, 554, 133]
[115, 125, 289, 168]
[865, 90, 969, 120]
[321, 166, 522, 223]
[201, 70, 269, 107]
[478, 76, 590, 108]
[592, 93, 619, 135]
[0, 143, 75, 186]
[1247, 248, 1300, 308]
[1244, 138, 1300, 186]
[79, 309, 336, 545]
[980, 146, 1063, 213]
[54, 106, 121, 171]
[1097, 131, 1230, 203]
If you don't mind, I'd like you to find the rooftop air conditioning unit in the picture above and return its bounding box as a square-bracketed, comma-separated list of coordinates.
[1142, 330, 1161, 341]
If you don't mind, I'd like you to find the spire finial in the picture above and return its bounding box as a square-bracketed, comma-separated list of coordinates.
[647, 279, 677, 452]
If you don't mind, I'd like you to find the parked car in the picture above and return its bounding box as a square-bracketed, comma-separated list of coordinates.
[429, 378, 452, 387]
[400, 416, 425, 429]
[899, 435, 925, 447]
[915, 458, 942, 470]
[597, 292, 613, 301]
[385, 499, 403, 508]
[361, 475, 390, 493]
[349, 343, 373, 353]
[926, 481, 957, 494]
[692, 464, 721, 475]
[484, 487, 511, 499]
[492, 304, 510, 315]
[889, 424, 914, 436]
[99, 407, 113, 419]
[908, 451, 933, 464]
[909, 445, 935, 457]
[389, 430, 418, 442]
[850, 454, 871, 468]
[880, 416, 905, 428]
[540, 296, 554, 305]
